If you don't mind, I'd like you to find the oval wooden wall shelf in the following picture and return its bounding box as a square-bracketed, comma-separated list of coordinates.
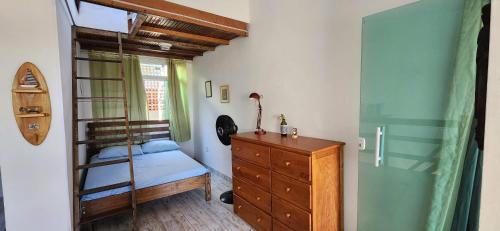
[11, 62, 51, 145]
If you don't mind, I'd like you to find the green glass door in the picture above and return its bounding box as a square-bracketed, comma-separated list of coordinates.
[358, 0, 465, 230]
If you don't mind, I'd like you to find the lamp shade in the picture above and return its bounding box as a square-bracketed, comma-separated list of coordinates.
[249, 92, 260, 100]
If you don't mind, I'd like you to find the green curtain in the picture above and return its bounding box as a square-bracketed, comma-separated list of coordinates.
[426, 0, 488, 230]
[451, 121, 483, 231]
[167, 59, 191, 142]
[89, 52, 147, 121]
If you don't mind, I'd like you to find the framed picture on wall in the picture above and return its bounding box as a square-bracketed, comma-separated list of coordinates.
[220, 85, 230, 103]
[205, 81, 212, 98]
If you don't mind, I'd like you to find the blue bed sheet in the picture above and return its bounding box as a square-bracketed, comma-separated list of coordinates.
[81, 150, 208, 201]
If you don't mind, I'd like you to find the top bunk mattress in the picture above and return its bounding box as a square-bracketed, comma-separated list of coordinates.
[81, 150, 208, 201]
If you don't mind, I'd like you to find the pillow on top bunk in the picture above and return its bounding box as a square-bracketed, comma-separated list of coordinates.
[98, 145, 143, 159]
[141, 140, 180, 154]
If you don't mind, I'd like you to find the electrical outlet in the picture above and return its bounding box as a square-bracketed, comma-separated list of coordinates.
[358, 137, 366, 150]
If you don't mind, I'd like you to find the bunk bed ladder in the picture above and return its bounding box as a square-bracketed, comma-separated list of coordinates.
[71, 27, 137, 231]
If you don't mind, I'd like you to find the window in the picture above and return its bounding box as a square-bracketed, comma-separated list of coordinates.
[140, 57, 168, 120]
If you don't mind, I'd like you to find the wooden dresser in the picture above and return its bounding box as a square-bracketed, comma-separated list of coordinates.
[231, 132, 344, 231]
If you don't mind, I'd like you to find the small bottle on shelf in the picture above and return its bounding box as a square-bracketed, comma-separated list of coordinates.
[279, 114, 288, 137]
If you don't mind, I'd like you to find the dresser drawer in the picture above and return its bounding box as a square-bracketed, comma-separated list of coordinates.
[233, 159, 271, 191]
[271, 148, 311, 182]
[272, 172, 311, 210]
[234, 195, 272, 231]
[232, 140, 271, 168]
[272, 196, 311, 231]
[273, 220, 294, 231]
[233, 177, 271, 213]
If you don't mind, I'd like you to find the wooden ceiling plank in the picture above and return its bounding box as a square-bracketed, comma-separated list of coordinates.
[76, 26, 129, 39]
[75, 26, 213, 51]
[129, 13, 147, 38]
[131, 36, 215, 51]
[141, 26, 229, 45]
[81, 0, 248, 36]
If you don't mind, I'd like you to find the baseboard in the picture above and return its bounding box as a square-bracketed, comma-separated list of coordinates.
[194, 157, 232, 182]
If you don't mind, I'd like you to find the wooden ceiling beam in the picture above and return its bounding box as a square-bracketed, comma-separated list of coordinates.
[80, 44, 193, 60]
[131, 36, 215, 51]
[81, 0, 248, 36]
[76, 26, 129, 39]
[129, 13, 147, 38]
[77, 38, 203, 56]
[141, 26, 229, 45]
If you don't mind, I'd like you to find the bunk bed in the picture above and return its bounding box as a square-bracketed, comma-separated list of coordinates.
[71, 1, 249, 229]
[79, 120, 211, 221]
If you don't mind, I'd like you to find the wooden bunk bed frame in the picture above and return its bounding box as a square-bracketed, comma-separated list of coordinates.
[80, 120, 211, 221]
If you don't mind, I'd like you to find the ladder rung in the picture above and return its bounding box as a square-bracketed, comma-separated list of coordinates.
[76, 77, 124, 81]
[77, 117, 126, 122]
[74, 57, 122, 63]
[77, 158, 129, 169]
[79, 181, 131, 196]
[77, 97, 125, 101]
[79, 206, 132, 225]
[76, 137, 128, 145]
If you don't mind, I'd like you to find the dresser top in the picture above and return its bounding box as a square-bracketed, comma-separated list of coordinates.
[231, 132, 344, 154]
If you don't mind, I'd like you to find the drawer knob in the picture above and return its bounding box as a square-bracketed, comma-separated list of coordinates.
[237, 186, 241, 190]
[256, 196, 261, 201]
[286, 187, 291, 192]
[255, 174, 261, 180]
[235, 147, 241, 151]
[255, 153, 261, 157]
[237, 205, 242, 209]
[236, 166, 241, 171]
[257, 218, 262, 223]
[285, 213, 291, 219]
[285, 161, 291, 166]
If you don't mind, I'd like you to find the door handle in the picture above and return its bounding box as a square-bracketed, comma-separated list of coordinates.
[374, 126, 385, 167]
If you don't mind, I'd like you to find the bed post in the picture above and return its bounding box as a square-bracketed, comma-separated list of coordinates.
[205, 172, 211, 201]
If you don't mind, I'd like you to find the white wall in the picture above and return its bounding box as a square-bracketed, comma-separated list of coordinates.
[65, 0, 128, 32]
[480, 0, 500, 230]
[191, 1, 417, 230]
[0, 0, 72, 230]
[168, 0, 250, 22]
[56, 0, 75, 228]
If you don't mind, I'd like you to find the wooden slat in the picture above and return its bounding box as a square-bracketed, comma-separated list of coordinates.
[81, 0, 248, 36]
[80, 207, 132, 225]
[88, 120, 169, 128]
[93, 126, 169, 136]
[79, 181, 131, 196]
[80, 44, 194, 60]
[77, 117, 126, 122]
[132, 36, 215, 51]
[80, 40, 204, 56]
[141, 26, 229, 45]
[77, 158, 129, 169]
[130, 13, 147, 37]
[76, 26, 215, 52]
[77, 137, 128, 145]
[76, 26, 129, 39]
[74, 57, 122, 63]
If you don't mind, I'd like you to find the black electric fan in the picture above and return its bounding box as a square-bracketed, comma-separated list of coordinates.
[216, 115, 238, 204]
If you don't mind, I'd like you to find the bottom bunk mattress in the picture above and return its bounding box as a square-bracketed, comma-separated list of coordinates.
[82, 150, 208, 201]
